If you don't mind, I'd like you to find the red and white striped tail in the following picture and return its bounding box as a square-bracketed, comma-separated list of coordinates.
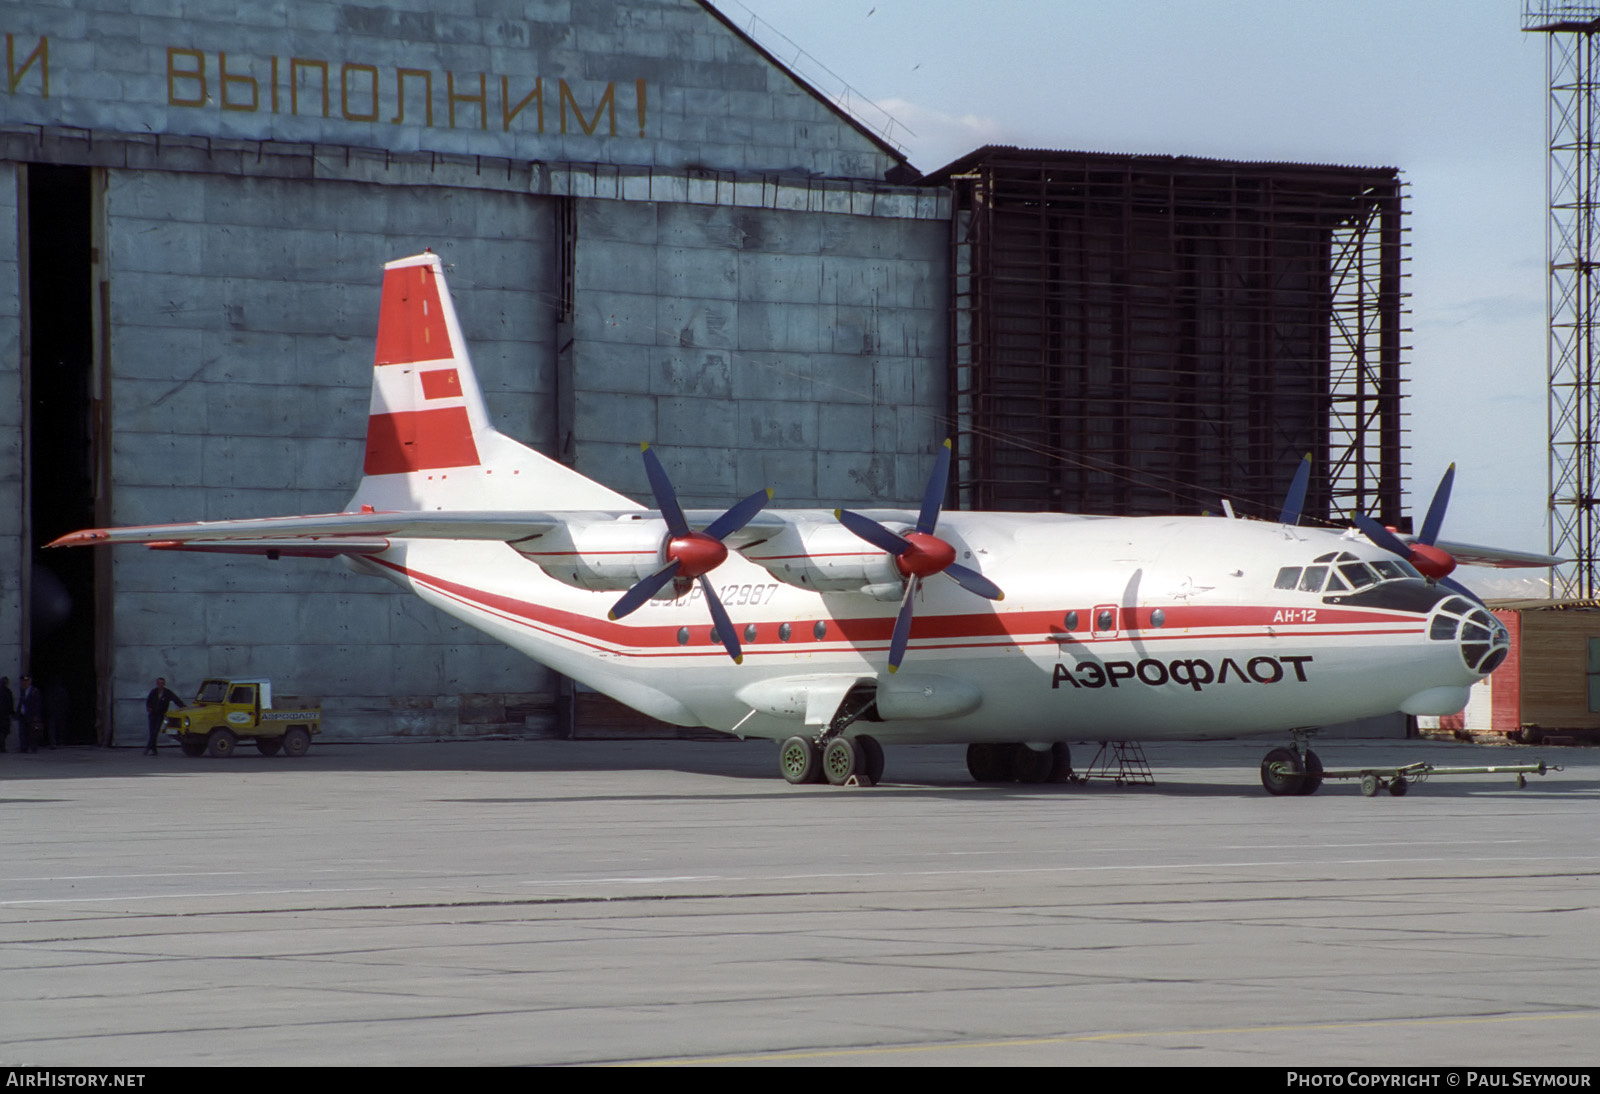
[348, 253, 633, 513]
[362, 253, 485, 478]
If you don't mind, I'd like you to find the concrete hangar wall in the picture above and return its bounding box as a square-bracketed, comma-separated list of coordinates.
[0, 0, 952, 742]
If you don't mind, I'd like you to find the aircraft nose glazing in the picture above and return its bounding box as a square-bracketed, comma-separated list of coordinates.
[1426, 596, 1510, 675]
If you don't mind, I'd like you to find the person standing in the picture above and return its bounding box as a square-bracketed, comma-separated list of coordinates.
[145, 678, 183, 756]
[17, 676, 42, 753]
[0, 676, 13, 753]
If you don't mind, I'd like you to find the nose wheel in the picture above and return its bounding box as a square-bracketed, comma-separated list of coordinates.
[1260, 744, 1323, 796]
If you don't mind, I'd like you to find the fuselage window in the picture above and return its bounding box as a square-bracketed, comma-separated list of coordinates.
[1274, 567, 1302, 590]
[1298, 566, 1328, 593]
[676, 627, 689, 645]
[1064, 610, 1079, 631]
[813, 620, 828, 640]
[778, 622, 792, 642]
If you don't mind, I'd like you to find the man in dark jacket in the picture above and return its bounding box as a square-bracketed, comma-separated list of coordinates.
[145, 678, 183, 755]
[17, 676, 42, 753]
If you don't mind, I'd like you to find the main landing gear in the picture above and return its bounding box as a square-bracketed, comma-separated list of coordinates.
[778, 680, 886, 786]
[779, 733, 885, 786]
[1260, 733, 1323, 796]
[966, 742, 1073, 784]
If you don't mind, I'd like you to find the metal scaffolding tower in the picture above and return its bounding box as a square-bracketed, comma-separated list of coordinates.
[1527, 3, 1600, 596]
[935, 148, 1406, 523]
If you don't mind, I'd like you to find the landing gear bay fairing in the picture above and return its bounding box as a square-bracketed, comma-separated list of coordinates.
[53, 254, 1556, 793]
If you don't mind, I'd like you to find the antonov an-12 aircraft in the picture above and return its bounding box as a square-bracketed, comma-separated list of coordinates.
[53, 253, 1555, 793]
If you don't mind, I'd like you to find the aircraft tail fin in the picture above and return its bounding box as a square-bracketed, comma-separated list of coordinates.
[348, 252, 633, 513]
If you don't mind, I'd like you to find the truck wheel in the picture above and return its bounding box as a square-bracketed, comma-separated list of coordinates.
[282, 726, 311, 758]
[256, 738, 283, 756]
[205, 729, 237, 759]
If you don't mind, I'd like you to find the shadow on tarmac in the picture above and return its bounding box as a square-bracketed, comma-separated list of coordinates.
[2, 735, 1593, 802]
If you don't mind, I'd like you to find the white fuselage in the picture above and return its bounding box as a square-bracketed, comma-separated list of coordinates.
[353, 510, 1497, 746]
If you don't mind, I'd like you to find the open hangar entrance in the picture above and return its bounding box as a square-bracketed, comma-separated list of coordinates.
[20, 163, 106, 745]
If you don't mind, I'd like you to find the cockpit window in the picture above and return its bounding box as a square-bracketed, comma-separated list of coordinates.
[1281, 555, 1424, 595]
[1338, 562, 1378, 589]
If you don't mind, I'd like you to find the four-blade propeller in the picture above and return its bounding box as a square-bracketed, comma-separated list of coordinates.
[608, 444, 771, 663]
[835, 439, 1004, 673]
[1352, 463, 1481, 603]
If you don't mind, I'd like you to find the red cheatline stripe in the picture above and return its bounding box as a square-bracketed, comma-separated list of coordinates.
[374, 264, 452, 366]
[373, 559, 1427, 658]
[363, 406, 480, 475]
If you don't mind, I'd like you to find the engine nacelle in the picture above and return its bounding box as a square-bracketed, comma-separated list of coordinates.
[513, 517, 668, 592]
[740, 520, 903, 593]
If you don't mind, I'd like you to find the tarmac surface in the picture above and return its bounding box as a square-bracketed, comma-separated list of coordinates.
[2, 735, 1597, 1067]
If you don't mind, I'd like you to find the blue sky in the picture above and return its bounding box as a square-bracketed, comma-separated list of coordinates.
[713, 0, 1553, 579]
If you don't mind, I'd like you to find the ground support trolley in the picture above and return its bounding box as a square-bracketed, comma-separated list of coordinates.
[1320, 760, 1555, 797]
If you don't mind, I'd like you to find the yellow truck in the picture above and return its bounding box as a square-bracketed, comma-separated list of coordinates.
[166, 678, 321, 758]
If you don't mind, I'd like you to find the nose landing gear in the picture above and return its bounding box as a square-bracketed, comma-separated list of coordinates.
[1260, 735, 1323, 796]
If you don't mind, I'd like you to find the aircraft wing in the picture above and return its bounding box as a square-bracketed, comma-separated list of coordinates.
[46, 508, 841, 556]
[1428, 538, 1565, 569]
[48, 510, 579, 552]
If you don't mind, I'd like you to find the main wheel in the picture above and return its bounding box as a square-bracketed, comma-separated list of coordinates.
[1295, 749, 1324, 796]
[822, 737, 860, 786]
[205, 729, 237, 759]
[256, 738, 283, 756]
[179, 736, 207, 758]
[1050, 742, 1074, 783]
[281, 726, 312, 758]
[855, 734, 885, 785]
[1260, 747, 1305, 796]
[1013, 744, 1055, 784]
[966, 742, 1009, 782]
[779, 736, 820, 784]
